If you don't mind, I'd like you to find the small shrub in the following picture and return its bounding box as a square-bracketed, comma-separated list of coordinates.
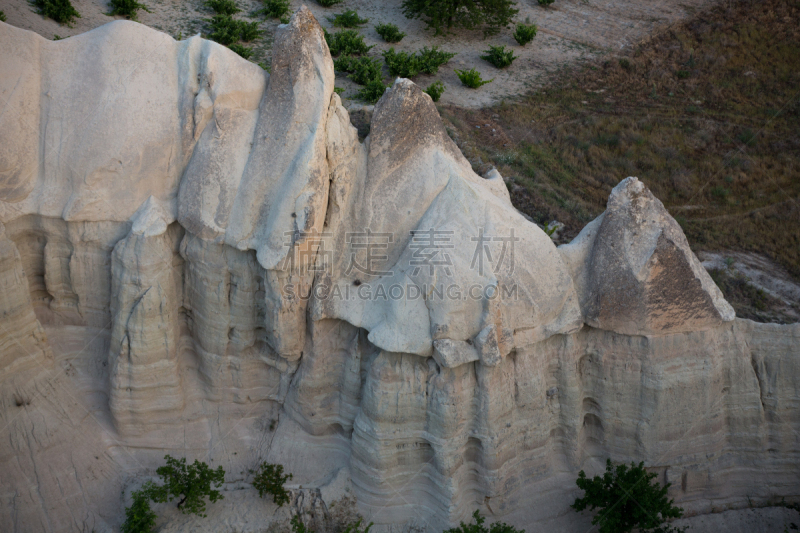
[207, 15, 261, 45]
[317, 0, 343, 6]
[481, 45, 517, 68]
[32, 0, 81, 26]
[513, 23, 537, 45]
[0, 10, 6, 22]
[383, 46, 454, 78]
[251, 462, 293, 507]
[455, 68, 493, 88]
[206, 14, 241, 45]
[229, 43, 253, 59]
[325, 29, 373, 57]
[107, 0, 152, 21]
[328, 9, 368, 28]
[258, 61, 271, 72]
[205, 0, 239, 15]
[356, 78, 389, 104]
[383, 48, 421, 78]
[619, 58, 633, 71]
[239, 20, 262, 41]
[375, 22, 405, 43]
[424, 80, 445, 102]
[334, 87, 345, 95]
[334, 56, 383, 85]
[444, 510, 524, 533]
[261, 0, 289, 19]
[121, 487, 157, 533]
[147, 455, 225, 517]
[53, 34, 62, 40]
[417, 46, 456, 74]
[572, 459, 685, 533]
[675, 69, 690, 79]
[538, 0, 554, 5]
[279, 14, 289, 23]
[348, 57, 384, 85]
[401, 0, 518, 37]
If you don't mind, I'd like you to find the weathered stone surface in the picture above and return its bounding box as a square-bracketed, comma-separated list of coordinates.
[561, 177, 735, 336]
[0, 11, 796, 533]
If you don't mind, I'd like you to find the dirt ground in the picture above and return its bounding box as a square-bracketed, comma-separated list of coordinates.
[1, 0, 719, 108]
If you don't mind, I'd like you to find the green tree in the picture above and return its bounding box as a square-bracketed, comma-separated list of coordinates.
[147, 455, 225, 517]
[401, 0, 518, 36]
[251, 462, 293, 507]
[571, 460, 686, 533]
[444, 510, 524, 533]
[121, 486, 157, 533]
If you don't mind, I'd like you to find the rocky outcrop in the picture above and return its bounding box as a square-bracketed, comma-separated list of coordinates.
[560, 177, 734, 336]
[0, 9, 797, 533]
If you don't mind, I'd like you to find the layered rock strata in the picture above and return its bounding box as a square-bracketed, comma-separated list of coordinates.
[0, 9, 797, 533]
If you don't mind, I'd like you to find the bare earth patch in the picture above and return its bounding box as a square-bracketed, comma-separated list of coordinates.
[2, 0, 719, 107]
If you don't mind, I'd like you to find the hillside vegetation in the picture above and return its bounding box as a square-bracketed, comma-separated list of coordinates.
[442, 0, 800, 282]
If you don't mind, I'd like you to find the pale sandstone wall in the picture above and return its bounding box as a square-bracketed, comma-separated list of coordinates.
[0, 9, 797, 533]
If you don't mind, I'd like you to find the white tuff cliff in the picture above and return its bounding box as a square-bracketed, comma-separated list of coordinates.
[0, 8, 797, 533]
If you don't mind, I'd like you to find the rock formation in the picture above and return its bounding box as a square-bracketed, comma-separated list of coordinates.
[0, 9, 798, 533]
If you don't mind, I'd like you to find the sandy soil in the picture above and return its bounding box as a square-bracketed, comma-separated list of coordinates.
[2, 0, 720, 108]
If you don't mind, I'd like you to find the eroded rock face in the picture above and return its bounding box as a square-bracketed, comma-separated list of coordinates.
[0, 10, 796, 533]
[560, 177, 735, 336]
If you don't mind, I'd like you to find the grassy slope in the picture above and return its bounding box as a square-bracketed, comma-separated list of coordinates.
[440, 0, 800, 283]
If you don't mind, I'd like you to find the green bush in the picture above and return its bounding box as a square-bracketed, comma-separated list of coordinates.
[383, 48, 421, 78]
[229, 43, 253, 58]
[121, 487, 157, 533]
[375, 22, 406, 42]
[336, 56, 383, 85]
[481, 45, 517, 68]
[205, 0, 239, 15]
[513, 23, 537, 45]
[0, 10, 6, 22]
[328, 9, 368, 28]
[424, 80, 445, 102]
[325, 29, 374, 56]
[107, 0, 152, 21]
[206, 15, 240, 44]
[251, 462, 293, 507]
[261, 0, 289, 18]
[401, 0, 518, 37]
[239, 20, 262, 41]
[147, 455, 225, 517]
[32, 0, 81, 26]
[382, 46, 455, 78]
[538, 0, 554, 5]
[356, 79, 389, 103]
[455, 68, 493, 88]
[444, 510, 524, 533]
[206, 15, 261, 45]
[572, 459, 686, 533]
[417, 46, 456, 74]
[317, 0, 343, 6]
[334, 87, 345, 95]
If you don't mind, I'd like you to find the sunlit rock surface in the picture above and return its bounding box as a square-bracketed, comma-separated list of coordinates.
[0, 9, 797, 533]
